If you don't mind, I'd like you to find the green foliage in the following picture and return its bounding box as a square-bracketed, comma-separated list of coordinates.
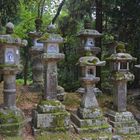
[14, 1, 36, 38]
[16, 79, 32, 85]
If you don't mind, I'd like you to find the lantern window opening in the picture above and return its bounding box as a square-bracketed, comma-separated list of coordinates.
[118, 62, 129, 71]
[86, 67, 96, 77]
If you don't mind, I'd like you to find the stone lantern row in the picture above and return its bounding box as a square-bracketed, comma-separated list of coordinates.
[0, 21, 140, 137]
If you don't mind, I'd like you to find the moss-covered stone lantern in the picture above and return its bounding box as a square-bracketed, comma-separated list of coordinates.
[106, 42, 140, 134]
[0, 22, 27, 135]
[107, 44, 136, 112]
[32, 24, 70, 132]
[71, 21, 112, 135]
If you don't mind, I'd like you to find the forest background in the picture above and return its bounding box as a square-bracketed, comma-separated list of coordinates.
[0, 0, 140, 91]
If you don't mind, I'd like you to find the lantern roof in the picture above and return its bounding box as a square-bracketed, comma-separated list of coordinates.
[77, 29, 102, 38]
[38, 24, 63, 43]
[28, 31, 42, 39]
[135, 64, 140, 68]
[0, 34, 27, 46]
[0, 22, 27, 46]
[78, 56, 106, 66]
[107, 53, 136, 62]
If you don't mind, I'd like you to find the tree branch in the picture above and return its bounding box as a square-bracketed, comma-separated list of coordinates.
[52, 0, 65, 24]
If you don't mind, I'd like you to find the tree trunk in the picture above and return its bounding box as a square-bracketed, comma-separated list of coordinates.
[95, 0, 102, 88]
[24, 45, 29, 85]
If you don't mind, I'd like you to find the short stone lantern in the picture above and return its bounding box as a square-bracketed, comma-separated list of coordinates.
[32, 24, 70, 132]
[0, 22, 27, 135]
[106, 42, 140, 134]
[71, 21, 112, 134]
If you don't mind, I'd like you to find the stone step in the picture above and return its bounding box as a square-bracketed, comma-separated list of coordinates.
[72, 122, 112, 134]
[106, 111, 134, 122]
[114, 126, 140, 135]
[37, 100, 66, 113]
[32, 110, 70, 129]
[77, 107, 103, 119]
[109, 120, 138, 128]
[71, 113, 108, 128]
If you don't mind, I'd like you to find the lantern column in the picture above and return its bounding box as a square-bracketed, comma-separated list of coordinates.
[28, 20, 44, 91]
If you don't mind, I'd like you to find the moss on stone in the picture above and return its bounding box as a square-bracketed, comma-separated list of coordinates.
[39, 99, 61, 106]
[0, 109, 24, 136]
[0, 64, 18, 68]
[38, 33, 63, 42]
[51, 112, 69, 127]
[111, 72, 134, 81]
[116, 42, 126, 53]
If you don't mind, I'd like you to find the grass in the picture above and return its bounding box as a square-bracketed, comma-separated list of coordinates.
[62, 92, 81, 111]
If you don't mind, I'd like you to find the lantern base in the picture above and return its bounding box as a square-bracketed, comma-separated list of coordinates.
[71, 108, 112, 134]
[32, 100, 70, 132]
[105, 110, 140, 134]
[0, 107, 25, 136]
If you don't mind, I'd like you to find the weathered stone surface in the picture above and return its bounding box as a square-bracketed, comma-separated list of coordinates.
[44, 62, 58, 99]
[32, 100, 70, 131]
[37, 102, 65, 113]
[71, 109, 112, 134]
[33, 102, 70, 132]
[71, 113, 107, 128]
[106, 110, 140, 134]
[112, 135, 123, 140]
[77, 107, 102, 119]
[3, 74, 16, 108]
[113, 81, 127, 112]
[57, 85, 66, 101]
[33, 110, 70, 129]
[80, 88, 99, 109]
[98, 136, 109, 140]
[31, 56, 43, 89]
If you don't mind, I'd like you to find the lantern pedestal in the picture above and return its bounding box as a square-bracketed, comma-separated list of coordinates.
[0, 108, 25, 136]
[71, 77, 111, 134]
[32, 100, 70, 132]
[105, 110, 140, 134]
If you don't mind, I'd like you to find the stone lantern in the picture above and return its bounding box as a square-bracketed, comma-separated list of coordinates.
[0, 22, 27, 135]
[71, 21, 111, 134]
[32, 24, 70, 132]
[28, 24, 44, 91]
[106, 42, 140, 134]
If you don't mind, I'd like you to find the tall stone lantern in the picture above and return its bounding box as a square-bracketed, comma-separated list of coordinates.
[106, 42, 140, 134]
[28, 20, 44, 91]
[32, 24, 70, 132]
[0, 22, 27, 135]
[71, 22, 111, 134]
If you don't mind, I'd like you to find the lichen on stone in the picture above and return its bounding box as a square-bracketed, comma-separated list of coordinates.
[79, 56, 106, 66]
[111, 72, 134, 81]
